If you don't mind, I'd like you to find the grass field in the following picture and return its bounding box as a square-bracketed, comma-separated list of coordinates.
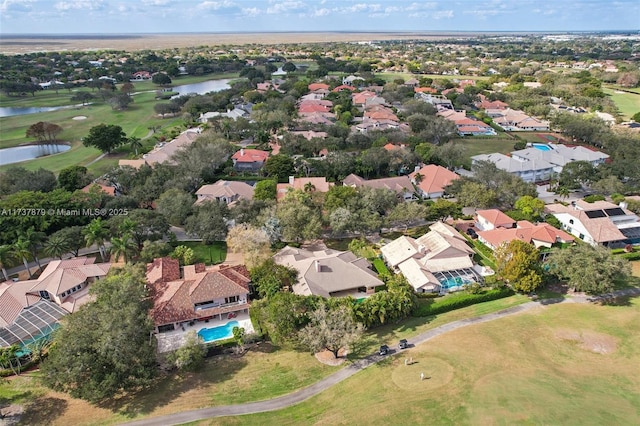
[603, 87, 640, 120]
[454, 135, 516, 163]
[216, 298, 640, 426]
[0, 294, 531, 425]
[0, 74, 237, 174]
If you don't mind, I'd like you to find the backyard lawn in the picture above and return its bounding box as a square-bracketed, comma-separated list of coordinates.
[172, 241, 227, 265]
[0, 294, 532, 425]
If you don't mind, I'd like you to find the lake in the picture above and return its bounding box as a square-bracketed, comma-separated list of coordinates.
[0, 144, 71, 166]
[0, 78, 234, 117]
[0, 105, 73, 118]
[170, 78, 232, 98]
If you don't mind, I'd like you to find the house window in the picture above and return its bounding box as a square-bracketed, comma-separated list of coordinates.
[569, 219, 574, 224]
[579, 233, 584, 239]
[39, 290, 50, 300]
[225, 296, 239, 304]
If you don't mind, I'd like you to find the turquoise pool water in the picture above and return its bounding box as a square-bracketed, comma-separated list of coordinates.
[532, 143, 552, 151]
[440, 277, 468, 289]
[197, 320, 239, 343]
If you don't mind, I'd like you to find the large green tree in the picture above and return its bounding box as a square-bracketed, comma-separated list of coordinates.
[185, 200, 229, 244]
[546, 244, 630, 294]
[298, 303, 363, 359]
[40, 266, 156, 402]
[495, 240, 542, 293]
[264, 155, 295, 181]
[82, 124, 127, 154]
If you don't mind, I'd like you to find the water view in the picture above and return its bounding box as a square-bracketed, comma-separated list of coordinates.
[0, 78, 234, 118]
[0, 144, 71, 166]
[0, 105, 72, 118]
[170, 78, 232, 98]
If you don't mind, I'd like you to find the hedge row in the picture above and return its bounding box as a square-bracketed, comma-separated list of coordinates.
[413, 287, 514, 317]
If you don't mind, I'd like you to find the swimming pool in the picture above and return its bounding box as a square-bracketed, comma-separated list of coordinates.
[532, 143, 552, 151]
[197, 320, 239, 343]
[439, 277, 468, 290]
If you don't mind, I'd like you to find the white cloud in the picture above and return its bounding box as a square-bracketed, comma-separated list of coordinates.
[197, 0, 235, 11]
[241, 7, 259, 17]
[312, 7, 331, 17]
[0, 0, 35, 13]
[141, 0, 170, 5]
[55, 0, 105, 11]
[433, 10, 454, 19]
[266, 1, 306, 14]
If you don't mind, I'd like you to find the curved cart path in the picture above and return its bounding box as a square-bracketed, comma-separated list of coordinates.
[122, 288, 640, 426]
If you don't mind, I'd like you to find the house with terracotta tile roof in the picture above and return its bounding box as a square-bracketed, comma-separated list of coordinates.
[544, 200, 640, 247]
[231, 148, 269, 172]
[409, 165, 459, 199]
[475, 209, 517, 231]
[0, 257, 111, 348]
[477, 220, 574, 250]
[195, 180, 254, 206]
[380, 222, 485, 293]
[342, 174, 417, 201]
[332, 84, 356, 92]
[81, 182, 116, 196]
[308, 83, 330, 92]
[352, 91, 377, 107]
[273, 246, 383, 298]
[276, 176, 334, 200]
[147, 257, 251, 333]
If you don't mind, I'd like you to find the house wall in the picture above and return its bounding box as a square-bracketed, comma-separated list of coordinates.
[552, 213, 595, 245]
[476, 215, 496, 231]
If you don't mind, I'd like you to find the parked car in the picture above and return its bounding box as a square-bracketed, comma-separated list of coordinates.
[379, 345, 389, 356]
[399, 339, 408, 349]
[466, 228, 478, 239]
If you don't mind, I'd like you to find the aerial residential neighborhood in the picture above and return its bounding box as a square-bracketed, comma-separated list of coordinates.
[1, 2, 640, 424]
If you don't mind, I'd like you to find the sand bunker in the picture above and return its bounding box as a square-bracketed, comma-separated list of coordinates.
[555, 329, 617, 354]
[72, 115, 87, 120]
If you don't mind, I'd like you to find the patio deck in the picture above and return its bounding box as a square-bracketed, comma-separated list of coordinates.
[156, 312, 254, 353]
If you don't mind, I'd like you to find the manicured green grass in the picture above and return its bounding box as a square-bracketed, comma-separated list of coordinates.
[173, 241, 227, 265]
[603, 87, 640, 120]
[372, 258, 389, 275]
[377, 72, 491, 82]
[454, 135, 517, 163]
[218, 298, 640, 426]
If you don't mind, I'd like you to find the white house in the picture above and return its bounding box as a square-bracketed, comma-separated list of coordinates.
[544, 200, 640, 247]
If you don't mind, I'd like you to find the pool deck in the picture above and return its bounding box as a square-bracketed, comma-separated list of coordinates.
[156, 313, 254, 353]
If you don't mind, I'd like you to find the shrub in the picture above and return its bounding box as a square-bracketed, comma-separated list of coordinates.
[583, 194, 605, 203]
[514, 141, 527, 150]
[413, 287, 514, 317]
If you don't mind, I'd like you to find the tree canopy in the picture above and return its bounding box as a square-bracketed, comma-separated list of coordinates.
[546, 244, 630, 294]
[40, 266, 156, 402]
[82, 124, 127, 154]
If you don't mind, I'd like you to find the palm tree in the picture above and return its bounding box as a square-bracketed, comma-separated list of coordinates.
[413, 172, 424, 184]
[83, 218, 110, 261]
[304, 182, 316, 193]
[19, 228, 45, 272]
[129, 136, 142, 156]
[11, 239, 33, 279]
[109, 235, 136, 263]
[118, 218, 137, 238]
[556, 186, 570, 201]
[44, 234, 71, 260]
[0, 244, 14, 282]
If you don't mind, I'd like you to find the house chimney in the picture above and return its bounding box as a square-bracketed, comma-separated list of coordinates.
[315, 260, 321, 272]
[240, 148, 244, 156]
[414, 165, 421, 173]
[289, 176, 295, 185]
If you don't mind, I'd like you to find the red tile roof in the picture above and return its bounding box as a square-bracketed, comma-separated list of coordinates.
[147, 258, 251, 326]
[231, 148, 269, 164]
[410, 165, 459, 197]
[476, 209, 516, 229]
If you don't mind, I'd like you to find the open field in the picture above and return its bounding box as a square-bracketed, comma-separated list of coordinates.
[603, 87, 640, 120]
[454, 135, 516, 162]
[216, 298, 640, 426]
[0, 32, 519, 55]
[0, 294, 530, 425]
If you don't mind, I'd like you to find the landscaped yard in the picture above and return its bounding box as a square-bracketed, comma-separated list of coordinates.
[173, 241, 227, 265]
[0, 294, 532, 425]
[217, 298, 640, 425]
